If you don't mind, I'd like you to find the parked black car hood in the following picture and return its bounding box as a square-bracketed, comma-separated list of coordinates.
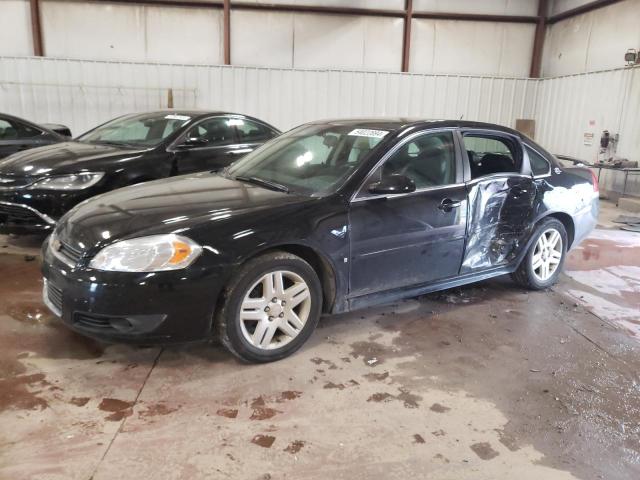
[0, 141, 147, 176]
[57, 173, 314, 250]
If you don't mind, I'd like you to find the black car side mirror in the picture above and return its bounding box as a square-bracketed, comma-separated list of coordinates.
[368, 174, 416, 195]
[178, 137, 209, 148]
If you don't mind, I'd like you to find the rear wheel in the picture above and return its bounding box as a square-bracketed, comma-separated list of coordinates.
[215, 251, 322, 363]
[512, 218, 567, 290]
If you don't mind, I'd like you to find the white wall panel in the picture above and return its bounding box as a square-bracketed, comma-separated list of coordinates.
[542, 0, 640, 76]
[0, 56, 536, 136]
[231, 11, 294, 68]
[0, 0, 34, 56]
[535, 66, 639, 164]
[145, 6, 223, 64]
[293, 14, 403, 71]
[548, 0, 594, 15]
[40, 1, 223, 63]
[410, 19, 535, 76]
[414, 0, 538, 16]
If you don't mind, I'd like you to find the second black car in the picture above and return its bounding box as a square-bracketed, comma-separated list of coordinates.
[0, 110, 279, 234]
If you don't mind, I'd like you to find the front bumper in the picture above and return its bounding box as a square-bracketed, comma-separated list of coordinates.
[41, 241, 229, 344]
[0, 200, 56, 234]
[0, 189, 92, 234]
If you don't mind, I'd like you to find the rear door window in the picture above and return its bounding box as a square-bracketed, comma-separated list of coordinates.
[463, 135, 519, 179]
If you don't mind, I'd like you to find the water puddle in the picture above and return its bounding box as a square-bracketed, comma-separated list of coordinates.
[564, 229, 640, 339]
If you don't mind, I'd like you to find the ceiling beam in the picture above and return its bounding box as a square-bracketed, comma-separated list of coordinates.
[223, 0, 230, 64]
[412, 12, 537, 23]
[29, 0, 44, 56]
[401, 0, 413, 72]
[547, 0, 624, 24]
[530, 0, 548, 77]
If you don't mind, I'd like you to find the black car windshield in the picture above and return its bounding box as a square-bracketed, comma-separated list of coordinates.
[78, 112, 192, 148]
[226, 124, 389, 196]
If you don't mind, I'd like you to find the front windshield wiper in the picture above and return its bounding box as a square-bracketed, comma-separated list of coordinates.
[86, 140, 143, 148]
[235, 176, 289, 193]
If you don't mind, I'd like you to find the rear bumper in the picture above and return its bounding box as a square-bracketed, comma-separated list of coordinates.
[41, 241, 228, 344]
[571, 195, 599, 249]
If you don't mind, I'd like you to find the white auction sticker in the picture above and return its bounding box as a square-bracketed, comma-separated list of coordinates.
[165, 114, 191, 121]
[348, 128, 389, 138]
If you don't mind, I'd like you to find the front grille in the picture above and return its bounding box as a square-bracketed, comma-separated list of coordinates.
[73, 313, 114, 330]
[47, 281, 63, 312]
[59, 241, 84, 265]
[0, 203, 44, 224]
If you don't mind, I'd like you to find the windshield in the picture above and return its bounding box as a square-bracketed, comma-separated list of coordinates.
[226, 124, 389, 196]
[78, 112, 192, 148]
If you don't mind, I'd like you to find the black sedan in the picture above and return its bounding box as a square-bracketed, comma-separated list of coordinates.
[0, 113, 71, 160]
[0, 110, 279, 234]
[42, 119, 599, 363]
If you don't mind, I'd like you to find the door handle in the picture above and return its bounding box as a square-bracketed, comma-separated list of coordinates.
[229, 148, 253, 155]
[438, 198, 462, 212]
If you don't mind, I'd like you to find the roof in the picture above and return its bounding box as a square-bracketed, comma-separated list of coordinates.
[308, 117, 524, 137]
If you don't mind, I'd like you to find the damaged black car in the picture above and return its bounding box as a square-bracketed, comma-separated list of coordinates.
[42, 119, 599, 362]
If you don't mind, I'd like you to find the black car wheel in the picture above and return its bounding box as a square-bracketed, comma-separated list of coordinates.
[512, 217, 568, 290]
[215, 251, 322, 363]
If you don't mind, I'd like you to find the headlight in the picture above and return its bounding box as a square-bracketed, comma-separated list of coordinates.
[89, 235, 202, 272]
[29, 172, 105, 190]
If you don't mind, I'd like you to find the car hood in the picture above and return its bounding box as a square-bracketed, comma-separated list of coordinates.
[0, 141, 147, 176]
[57, 173, 314, 250]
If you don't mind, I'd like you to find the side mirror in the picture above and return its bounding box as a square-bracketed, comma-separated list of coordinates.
[178, 137, 209, 148]
[368, 174, 416, 195]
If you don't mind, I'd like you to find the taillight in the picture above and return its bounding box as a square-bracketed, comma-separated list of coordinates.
[590, 169, 599, 192]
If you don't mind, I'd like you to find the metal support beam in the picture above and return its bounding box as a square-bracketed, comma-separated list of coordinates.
[530, 0, 547, 78]
[412, 11, 537, 23]
[29, 0, 44, 56]
[230, 3, 403, 18]
[223, 0, 230, 64]
[547, 0, 624, 24]
[401, 0, 413, 72]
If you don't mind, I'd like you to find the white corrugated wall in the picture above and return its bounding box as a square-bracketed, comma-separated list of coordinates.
[0, 56, 537, 136]
[0, 56, 638, 169]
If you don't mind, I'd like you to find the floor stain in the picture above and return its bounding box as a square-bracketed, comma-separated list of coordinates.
[470, 442, 500, 460]
[413, 434, 426, 444]
[430, 403, 451, 413]
[69, 397, 90, 407]
[216, 408, 239, 419]
[251, 434, 276, 448]
[250, 407, 281, 421]
[139, 403, 179, 418]
[363, 371, 389, 382]
[98, 398, 134, 422]
[0, 372, 49, 411]
[284, 440, 305, 454]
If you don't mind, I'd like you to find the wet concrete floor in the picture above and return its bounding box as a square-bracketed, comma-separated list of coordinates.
[1, 201, 639, 479]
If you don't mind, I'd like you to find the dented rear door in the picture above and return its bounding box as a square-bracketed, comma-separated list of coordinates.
[461, 175, 537, 274]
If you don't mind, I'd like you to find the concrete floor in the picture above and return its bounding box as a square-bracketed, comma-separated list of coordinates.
[1, 201, 639, 480]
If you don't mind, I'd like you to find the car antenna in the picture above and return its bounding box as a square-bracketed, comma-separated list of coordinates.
[459, 114, 464, 120]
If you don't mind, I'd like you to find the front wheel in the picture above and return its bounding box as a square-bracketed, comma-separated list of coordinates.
[215, 251, 322, 363]
[511, 218, 568, 290]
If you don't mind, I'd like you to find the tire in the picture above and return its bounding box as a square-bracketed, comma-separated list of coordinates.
[511, 217, 568, 290]
[214, 251, 322, 363]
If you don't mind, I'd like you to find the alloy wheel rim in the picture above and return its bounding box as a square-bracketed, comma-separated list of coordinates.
[531, 228, 563, 282]
[239, 270, 311, 350]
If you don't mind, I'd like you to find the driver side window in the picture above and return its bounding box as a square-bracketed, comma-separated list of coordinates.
[362, 131, 456, 196]
[187, 118, 236, 147]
